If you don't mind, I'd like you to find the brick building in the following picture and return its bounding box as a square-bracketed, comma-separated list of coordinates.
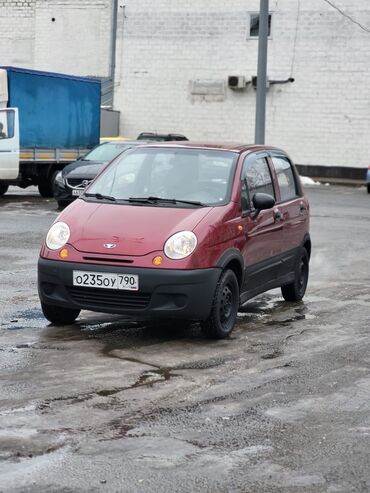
[115, 0, 370, 178]
[1, 0, 370, 177]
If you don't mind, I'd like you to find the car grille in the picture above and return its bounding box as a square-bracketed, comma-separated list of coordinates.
[67, 286, 151, 310]
[66, 178, 92, 188]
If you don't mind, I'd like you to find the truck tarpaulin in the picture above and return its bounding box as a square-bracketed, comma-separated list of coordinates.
[2, 67, 101, 149]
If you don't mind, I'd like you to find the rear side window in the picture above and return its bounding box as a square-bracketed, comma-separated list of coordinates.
[271, 156, 298, 201]
[242, 156, 275, 209]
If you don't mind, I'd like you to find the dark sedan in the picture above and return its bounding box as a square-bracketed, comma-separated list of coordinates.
[53, 141, 147, 207]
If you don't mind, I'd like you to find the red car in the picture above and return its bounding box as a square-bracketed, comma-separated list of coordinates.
[38, 143, 310, 338]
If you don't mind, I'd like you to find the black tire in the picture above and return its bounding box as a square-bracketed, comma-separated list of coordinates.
[38, 171, 58, 198]
[0, 182, 9, 197]
[57, 200, 71, 209]
[41, 302, 80, 325]
[201, 269, 239, 339]
[367, 184, 370, 194]
[281, 248, 309, 302]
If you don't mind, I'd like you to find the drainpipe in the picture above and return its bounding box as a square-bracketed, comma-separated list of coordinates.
[108, 0, 118, 107]
[254, 0, 269, 145]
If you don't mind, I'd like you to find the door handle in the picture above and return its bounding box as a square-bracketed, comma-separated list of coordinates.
[274, 210, 283, 222]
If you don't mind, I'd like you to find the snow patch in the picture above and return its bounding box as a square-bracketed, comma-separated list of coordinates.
[299, 176, 321, 186]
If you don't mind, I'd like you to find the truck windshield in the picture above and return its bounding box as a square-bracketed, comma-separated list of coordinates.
[83, 142, 133, 162]
[85, 148, 237, 207]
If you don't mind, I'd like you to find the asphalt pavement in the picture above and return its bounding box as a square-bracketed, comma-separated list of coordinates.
[0, 184, 369, 493]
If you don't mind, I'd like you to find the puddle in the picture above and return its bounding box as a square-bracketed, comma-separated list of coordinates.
[2, 308, 45, 330]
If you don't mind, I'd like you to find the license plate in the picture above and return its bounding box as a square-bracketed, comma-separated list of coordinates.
[73, 271, 139, 291]
[72, 189, 83, 196]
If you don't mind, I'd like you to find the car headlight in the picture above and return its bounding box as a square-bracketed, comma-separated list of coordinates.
[46, 222, 70, 250]
[164, 231, 197, 259]
[54, 171, 65, 186]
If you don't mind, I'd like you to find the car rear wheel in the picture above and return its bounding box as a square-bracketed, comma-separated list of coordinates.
[281, 248, 309, 302]
[201, 269, 239, 339]
[41, 302, 80, 325]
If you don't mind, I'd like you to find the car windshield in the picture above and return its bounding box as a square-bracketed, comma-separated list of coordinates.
[83, 143, 133, 162]
[86, 148, 237, 206]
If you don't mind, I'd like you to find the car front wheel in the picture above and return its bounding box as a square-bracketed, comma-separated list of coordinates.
[57, 199, 71, 209]
[367, 184, 370, 194]
[281, 248, 309, 302]
[0, 182, 9, 197]
[41, 302, 80, 325]
[201, 269, 239, 339]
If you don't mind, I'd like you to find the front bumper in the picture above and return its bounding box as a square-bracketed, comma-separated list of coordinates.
[53, 180, 76, 203]
[38, 258, 221, 321]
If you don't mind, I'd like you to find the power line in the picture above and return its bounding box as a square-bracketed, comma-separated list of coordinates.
[323, 0, 370, 33]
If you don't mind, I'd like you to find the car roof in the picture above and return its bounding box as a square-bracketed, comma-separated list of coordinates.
[137, 132, 188, 141]
[135, 142, 287, 154]
[99, 140, 150, 146]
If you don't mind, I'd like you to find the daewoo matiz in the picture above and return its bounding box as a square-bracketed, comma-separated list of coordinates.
[38, 143, 311, 338]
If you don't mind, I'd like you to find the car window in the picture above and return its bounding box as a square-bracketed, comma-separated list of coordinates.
[87, 148, 237, 206]
[0, 110, 15, 139]
[83, 143, 132, 161]
[242, 156, 275, 209]
[271, 155, 298, 202]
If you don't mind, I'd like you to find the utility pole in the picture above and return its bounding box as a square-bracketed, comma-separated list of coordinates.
[254, 0, 269, 145]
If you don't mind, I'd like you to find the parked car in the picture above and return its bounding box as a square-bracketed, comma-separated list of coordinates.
[39, 143, 311, 339]
[137, 132, 188, 141]
[367, 165, 370, 193]
[53, 140, 147, 207]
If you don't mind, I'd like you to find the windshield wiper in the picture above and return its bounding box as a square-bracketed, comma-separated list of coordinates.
[128, 196, 204, 206]
[84, 192, 116, 202]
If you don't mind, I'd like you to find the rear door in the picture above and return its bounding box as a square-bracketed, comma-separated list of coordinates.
[269, 152, 307, 274]
[240, 152, 283, 294]
[0, 108, 19, 180]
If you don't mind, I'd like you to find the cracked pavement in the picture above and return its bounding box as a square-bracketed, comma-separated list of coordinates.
[0, 185, 370, 492]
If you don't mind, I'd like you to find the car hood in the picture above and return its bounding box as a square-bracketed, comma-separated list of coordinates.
[62, 200, 212, 256]
[62, 160, 107, 178]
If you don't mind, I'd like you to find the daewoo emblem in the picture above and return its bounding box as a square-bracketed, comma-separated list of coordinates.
[103, 243, 117, 249]
[82, 180, 90, 187]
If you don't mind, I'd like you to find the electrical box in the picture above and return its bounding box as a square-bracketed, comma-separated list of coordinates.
[228, 75, 246, 90]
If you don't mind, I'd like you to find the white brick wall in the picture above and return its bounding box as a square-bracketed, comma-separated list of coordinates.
[114, 0, 370, 168]
[0, 0, 111, 77]
[1, 0, 370, 168]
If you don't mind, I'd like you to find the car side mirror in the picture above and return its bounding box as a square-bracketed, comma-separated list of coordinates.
[251, 193, 275, 219]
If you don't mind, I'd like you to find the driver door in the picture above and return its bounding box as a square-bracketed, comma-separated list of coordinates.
[0, 108, 20, 180]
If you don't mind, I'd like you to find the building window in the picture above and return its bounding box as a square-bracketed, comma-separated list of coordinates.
[249, 13, 272, 38]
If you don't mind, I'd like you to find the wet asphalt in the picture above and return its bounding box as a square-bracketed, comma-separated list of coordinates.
[0, 184, 369, 493]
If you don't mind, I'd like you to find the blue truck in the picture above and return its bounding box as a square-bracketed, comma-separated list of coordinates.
[0, 67, 101, 197]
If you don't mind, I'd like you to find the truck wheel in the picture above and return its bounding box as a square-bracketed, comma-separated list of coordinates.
[201, 269, 239, 339]
[0, 182, 9, 197]
[281, 248, 309, 302]
[41, 302, 80, 325]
